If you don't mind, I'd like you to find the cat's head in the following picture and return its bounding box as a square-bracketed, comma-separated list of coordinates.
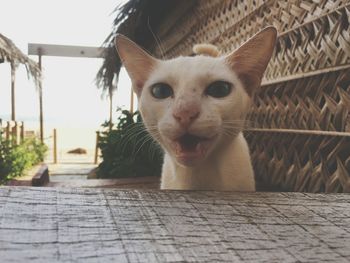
[115, 27, 276, 167]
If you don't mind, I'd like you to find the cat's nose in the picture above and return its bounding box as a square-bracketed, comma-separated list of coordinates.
[173, 108, 200, 127]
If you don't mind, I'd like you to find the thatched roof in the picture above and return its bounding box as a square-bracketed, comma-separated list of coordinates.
[96, 0, 196, 93]
[0, 33, 41, 84]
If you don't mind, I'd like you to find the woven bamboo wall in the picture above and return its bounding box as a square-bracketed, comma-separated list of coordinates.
[151, 0, 350, 192]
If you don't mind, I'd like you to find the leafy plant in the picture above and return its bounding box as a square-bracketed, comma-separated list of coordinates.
[97, 109, 163, 178]
[0, 137, 48, 184]
[0, 139, 12, 179]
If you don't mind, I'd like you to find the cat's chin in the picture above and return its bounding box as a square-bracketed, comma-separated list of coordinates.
[168, 133, 216, 167]
[175, 154, 206, 167]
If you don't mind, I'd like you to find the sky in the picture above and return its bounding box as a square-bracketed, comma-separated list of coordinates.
[0, 0, 133, 132]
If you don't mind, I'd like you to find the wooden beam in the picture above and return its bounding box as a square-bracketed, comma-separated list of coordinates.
[130, 90, 134, 113]
[94, 131, 100, 164]
[53, 129, 57, 164]
[10, 62, 16, 121]
[38, 51, 44, 143]
[28, 43, 105, 58]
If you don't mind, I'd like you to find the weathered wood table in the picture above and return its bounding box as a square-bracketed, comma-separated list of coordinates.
[0, 187, 349, 262]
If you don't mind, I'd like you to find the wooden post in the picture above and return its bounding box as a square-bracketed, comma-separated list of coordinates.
[53, 129, 57, 164]
[130, 90, 134, 113]
[20, 122, 24, 143]
[12, 121, 18, 145]
[109, 73, 118, 130]
[109, 90, 113, 131]
[38, 50, 44, 143]
[94, 131, 100, 164]
[10, 62, 16, 121]
[6, 121, 10, 141]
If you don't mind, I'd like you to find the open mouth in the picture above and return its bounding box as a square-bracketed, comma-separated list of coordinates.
[173, 133, 213, 165]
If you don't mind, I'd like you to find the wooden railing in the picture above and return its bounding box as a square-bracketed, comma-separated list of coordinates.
[94, 131, 100, 164]
[0, 119, 25, 145]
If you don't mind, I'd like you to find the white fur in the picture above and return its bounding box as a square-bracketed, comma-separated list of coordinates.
[161, 133, 255, 190]
[138, 56, 255, 191]
[115, 27, 277, 192]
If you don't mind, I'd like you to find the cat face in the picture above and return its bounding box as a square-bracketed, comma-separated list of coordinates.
[115, 27, 276, 166]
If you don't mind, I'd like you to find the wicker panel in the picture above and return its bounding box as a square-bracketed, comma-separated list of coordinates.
[246, 130, 350, 193]
[215, 1, 349, 54]
[265, 4, 350, 81]
[154, 0, 224, 57]
[160, 0, 349, 64]
[160, 0, 268, 58]
[141, 0, 350, 192]
[164, 4, 350, 81]
[247, 68, 350, 132]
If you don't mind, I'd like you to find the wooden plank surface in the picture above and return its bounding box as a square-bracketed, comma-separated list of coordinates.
[28, 43, 105, 58]
[0, 187, 350, 262]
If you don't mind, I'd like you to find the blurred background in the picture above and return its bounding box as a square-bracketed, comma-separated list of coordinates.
[0, 0, 132, 157]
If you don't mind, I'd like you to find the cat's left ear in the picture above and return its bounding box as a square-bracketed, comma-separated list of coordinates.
[225, 27, 277, 96]
[115, 34, 159, 96]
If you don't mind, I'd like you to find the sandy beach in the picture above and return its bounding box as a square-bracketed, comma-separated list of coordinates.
[19, 121, 103, 164]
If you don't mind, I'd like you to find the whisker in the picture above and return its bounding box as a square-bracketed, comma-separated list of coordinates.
[134, 135, 157, 156]
[120, 126, 149, 153]
[147, 16, 165, 60]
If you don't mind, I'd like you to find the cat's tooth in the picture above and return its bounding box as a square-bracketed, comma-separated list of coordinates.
[175, 143, 181, 154]
[196, 143, 201, 152]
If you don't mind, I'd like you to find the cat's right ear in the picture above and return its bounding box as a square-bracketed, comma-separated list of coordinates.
[225, 27, 277, 96]
[115, 34, 159, 96]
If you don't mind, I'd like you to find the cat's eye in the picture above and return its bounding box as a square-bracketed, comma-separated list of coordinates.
[150, 83, 173, 99]
[205, 81, 232, 98]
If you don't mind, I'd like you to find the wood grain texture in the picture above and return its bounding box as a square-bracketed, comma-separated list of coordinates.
[0, 187, 350, 262]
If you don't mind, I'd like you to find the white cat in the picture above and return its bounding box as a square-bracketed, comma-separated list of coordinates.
[115, 27, 277, 191]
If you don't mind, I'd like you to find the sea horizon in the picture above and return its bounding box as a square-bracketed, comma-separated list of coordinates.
[0, 113, 109, 152]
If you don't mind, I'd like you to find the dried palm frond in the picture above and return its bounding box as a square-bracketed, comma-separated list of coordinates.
[95, 0, 196, 93]
[0, 33, 41, 85]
